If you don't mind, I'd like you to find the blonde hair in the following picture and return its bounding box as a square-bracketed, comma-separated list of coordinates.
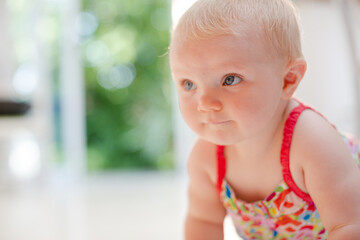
[172, 0, 303, 61]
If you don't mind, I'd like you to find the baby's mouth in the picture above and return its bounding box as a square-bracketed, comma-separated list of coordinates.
[205, 120, 231, 125]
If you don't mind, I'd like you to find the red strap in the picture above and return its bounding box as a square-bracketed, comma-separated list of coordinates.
[281, 102, 313, 203]
[216, 145, 226, 194]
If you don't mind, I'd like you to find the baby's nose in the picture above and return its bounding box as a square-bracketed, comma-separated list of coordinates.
[197, 94, 222, 112]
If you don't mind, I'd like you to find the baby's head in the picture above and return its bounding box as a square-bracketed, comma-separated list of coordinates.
[171, 0, 303, 62]
[169, 0, 307, 145]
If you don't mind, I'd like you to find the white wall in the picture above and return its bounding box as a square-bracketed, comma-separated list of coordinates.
[296, 0, 359, 136]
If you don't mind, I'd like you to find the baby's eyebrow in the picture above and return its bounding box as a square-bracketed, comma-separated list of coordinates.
[175, 77, 190, 82]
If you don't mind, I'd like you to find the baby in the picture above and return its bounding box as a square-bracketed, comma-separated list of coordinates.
[169, 0, 360, 239]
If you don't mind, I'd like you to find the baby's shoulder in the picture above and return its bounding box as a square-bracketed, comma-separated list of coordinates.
[187, 138, 218, 183]
[292, 108, 354, 168]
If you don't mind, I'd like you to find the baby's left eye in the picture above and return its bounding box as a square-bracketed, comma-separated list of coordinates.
[223, 75, 242, 86]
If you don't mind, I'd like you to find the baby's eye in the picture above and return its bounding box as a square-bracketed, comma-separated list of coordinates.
[223, 75, 242, 86]
[184, 80, 196, 91]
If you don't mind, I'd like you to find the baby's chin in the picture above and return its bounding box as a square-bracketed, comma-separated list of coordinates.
[188, 125, 242, 146]
[198, 135, 238, 146]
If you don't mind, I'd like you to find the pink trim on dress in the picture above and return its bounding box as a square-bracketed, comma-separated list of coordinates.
[216, 145, 226, 194]
[280, 102, 313, 203]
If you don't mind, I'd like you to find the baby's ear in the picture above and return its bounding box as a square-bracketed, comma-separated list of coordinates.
[281, 58, 307, 99]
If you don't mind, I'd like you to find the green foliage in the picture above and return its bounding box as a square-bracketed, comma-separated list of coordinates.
[82, 0, 173, 170]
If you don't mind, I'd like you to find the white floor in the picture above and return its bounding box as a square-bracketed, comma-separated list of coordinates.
[0, 171, 240, 240]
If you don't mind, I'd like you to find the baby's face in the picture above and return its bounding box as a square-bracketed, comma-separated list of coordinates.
[170, 31, 288, 145]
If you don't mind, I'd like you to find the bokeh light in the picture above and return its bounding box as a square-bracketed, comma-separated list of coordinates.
[12, 63, 39, 96]
[9, 131, 41, 180]
[97, 63, 136, 90]
[85, 40, 110, 66]
[77, 11, 98, 38]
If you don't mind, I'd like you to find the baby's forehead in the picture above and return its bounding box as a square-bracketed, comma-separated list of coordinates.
[169, 30, 288, 72]
[170, 25, 267, 53]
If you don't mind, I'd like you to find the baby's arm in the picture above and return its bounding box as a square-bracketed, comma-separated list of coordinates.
[185, 139, 227, 240]
[294, 111, 360, 238]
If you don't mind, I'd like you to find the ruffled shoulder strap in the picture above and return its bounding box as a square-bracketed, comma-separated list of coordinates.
[216, 145, 226, 194]
[281, 101, 314, 203]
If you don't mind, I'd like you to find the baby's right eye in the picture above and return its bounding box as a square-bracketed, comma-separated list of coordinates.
[184, 80, 196, 91]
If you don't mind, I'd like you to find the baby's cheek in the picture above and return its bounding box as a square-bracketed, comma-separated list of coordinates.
[232, 100, 264, 125]
[232, 98, 256, 115]
[179, 102, 197, 123]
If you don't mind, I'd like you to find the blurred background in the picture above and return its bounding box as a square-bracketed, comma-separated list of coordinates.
[0, 0, 358, 239]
